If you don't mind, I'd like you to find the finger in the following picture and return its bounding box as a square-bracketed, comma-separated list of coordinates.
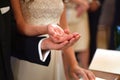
[66, 37, 78, 47]
[72, 73, 80, 80]
[64, 29, 70, 34]
[52, 24, 64, 36]
[68, 37, 76, 46]
[72, 32, 80, 36]
[85, 70, 96, 80]
[49, 28, 56, 35]
[51, 35, 69, 43]
[48, 25, 57, 35]
[50, 35, 60, 43]
[74, 33, 80, 39]
[48, 24, 64, 36]
[78, 71, 89, 80]
[55, 34, 73, 42]
[54, 28, 64, 36]
[68, 34, 80, 45]
[72, 33, 80, 40]
[55, 41, 69, 50]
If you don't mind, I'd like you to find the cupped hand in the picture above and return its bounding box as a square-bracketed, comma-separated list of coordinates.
[48, 24, 74, 43]
[41, 32, 80, 50]
[62, 32, 80, 50]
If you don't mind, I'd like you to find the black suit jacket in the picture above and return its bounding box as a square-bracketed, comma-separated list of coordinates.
[0, 1, 50, 80]
[10, 6, 51, 66]
[12, 33, 51, 66]
[0, 1, 14, 80]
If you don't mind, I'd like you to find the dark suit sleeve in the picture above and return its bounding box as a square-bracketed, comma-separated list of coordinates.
[12, 34, 51, 66]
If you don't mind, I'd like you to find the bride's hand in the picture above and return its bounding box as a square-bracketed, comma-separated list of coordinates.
[47, 24, 73, 43]
[69, 64, 95, 80]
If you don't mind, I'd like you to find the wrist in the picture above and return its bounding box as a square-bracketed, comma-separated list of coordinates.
[41, 25, 48, 34]
[70, 63, 79, 70]
[68, 57, 79, 67]
[37, 24, 49, 35]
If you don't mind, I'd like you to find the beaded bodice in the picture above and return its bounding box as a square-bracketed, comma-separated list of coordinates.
[20, 0, 64, 25]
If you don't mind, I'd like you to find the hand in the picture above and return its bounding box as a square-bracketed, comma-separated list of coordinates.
[89, 0, 101, 12]
[41, 32, 80, 50]
[47, 24, 73, 43]
[41, 37, 69, 50]
[62, 32, 80, 50]
[69, 65, 95, 80]
[47, 24, 64, 37]
[71, 0, 89, 17]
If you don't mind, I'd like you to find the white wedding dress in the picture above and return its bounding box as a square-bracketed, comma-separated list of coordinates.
[11, 0, 66, 80]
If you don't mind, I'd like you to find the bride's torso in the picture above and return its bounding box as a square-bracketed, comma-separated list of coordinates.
[20, 0, 64, 25]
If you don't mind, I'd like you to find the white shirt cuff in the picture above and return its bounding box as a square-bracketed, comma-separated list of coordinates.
[0, 6, 10, 14]
[38, 38, 50, 62]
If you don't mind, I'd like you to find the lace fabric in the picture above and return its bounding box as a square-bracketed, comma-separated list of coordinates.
[20, 0, 64, 25]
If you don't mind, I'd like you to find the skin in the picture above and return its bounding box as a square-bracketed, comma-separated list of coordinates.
[60, 4, 95, 80]
[70, 0, 90, 70]
[10, 0, 95, 80]
[71, 0, 89, 17]
[89, 0, 101, 12]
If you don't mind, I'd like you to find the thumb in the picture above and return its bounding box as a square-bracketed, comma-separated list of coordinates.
[64, 29, 70, 34]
